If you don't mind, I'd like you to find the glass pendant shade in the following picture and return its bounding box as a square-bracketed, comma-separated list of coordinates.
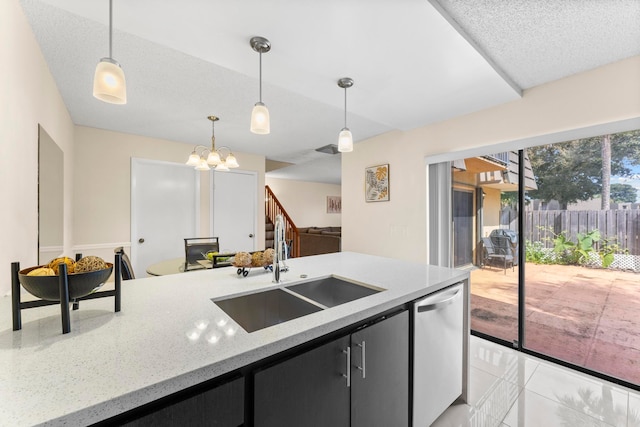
[207, 151, 222, 166]
[250, 102, 270, 134]
[338, 128, 353, 153]
[93, 58, 127, 104]
[186, 151, 200, 166]
[225, 153, 239, 168]
[195, 158, 210, 171]
[216, 162, 230, 172]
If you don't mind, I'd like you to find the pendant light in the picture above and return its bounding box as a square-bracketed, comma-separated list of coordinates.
[250, 36, 271, 134]
[186, 116, 240, 172]
[337, 77, 354, 152]
[93, 0, 127, 104]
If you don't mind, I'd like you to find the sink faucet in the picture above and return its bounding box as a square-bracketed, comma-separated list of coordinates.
[273, 214, 289, 283]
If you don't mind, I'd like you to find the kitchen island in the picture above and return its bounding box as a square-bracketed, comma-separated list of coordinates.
[0, 252, 469, 426]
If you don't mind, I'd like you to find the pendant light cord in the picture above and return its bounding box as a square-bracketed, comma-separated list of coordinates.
[259, 52, 263, 103]
[108, 0, 113, 59]
[344, 87, 348, 128]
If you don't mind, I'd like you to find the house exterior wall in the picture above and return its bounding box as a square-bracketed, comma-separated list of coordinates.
[482, 188, 503, 238]
[453, 170, 477, 186]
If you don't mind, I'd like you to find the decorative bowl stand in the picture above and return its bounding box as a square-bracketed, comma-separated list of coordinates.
[11, 253, 123, 334]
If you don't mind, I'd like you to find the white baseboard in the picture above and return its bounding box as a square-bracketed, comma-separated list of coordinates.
[73, 242, 131, 252]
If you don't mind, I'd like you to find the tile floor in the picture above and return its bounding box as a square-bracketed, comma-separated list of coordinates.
[432, 335, 640, 427]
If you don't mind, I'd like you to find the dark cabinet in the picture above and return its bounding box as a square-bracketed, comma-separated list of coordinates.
[254, 335, 351, 427]
[254, 310, 409, 427]
[350, 311, 409, 427]
[121, 376, 244, 427]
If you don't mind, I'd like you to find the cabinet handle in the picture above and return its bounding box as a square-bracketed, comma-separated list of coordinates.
[342, 347, 351, 387]
[356, 341, 366, 379]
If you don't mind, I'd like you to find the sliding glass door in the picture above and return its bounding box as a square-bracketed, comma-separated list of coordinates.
[448, 129, 640, 388]
[452, 154, 520, 344]
[522, 133, 640, 386]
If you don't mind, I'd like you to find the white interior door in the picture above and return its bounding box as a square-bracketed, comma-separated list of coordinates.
[211, 170, 257, 253]
[131, 158, 199, 276]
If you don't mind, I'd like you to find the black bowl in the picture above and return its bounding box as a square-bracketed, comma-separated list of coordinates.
[18, 263, 113, 301]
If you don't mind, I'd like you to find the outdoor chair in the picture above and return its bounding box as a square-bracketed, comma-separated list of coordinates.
[481, 236, 515, 274]
[184, 237, 220, 271]
[489, 229, 519, 266]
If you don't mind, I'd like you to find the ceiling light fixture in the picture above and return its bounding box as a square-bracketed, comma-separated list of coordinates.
[186, 116, 239, 172]
[93, 0, 127, 104]
[337, 77, 354, 153]
[250, 36, 271, 135]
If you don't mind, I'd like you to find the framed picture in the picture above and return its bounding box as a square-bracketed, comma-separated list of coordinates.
[365, 164, 389, 202]
[327, 196, 341, 213]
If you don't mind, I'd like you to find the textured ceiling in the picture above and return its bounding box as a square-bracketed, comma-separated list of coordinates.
[19, 0, 640, 184]
[433, 0, 640, 89]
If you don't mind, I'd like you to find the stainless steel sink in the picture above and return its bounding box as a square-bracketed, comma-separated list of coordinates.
[212, 276, 384, 333]
[212, 289, 322, 333]
[285, 276, 382, 308]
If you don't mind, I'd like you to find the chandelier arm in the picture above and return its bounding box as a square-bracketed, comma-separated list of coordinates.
[191, 145, 208, 155]
[216, 146, 231, 157]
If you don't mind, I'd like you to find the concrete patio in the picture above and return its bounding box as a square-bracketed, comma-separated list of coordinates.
[470, 262, 640, 385]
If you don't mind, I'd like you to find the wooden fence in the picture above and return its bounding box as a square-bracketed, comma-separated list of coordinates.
[500, 209, 640, 255]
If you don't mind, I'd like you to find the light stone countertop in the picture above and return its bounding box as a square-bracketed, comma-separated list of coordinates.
[0, 252, 468, 426]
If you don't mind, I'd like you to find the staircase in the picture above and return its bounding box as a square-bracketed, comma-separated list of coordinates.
[265, 218, 275, 249]
[265, 185, 300, 257]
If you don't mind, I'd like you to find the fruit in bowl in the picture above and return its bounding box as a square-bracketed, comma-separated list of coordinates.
[48, 257, 75, 274]
[19, 255, 113, 301]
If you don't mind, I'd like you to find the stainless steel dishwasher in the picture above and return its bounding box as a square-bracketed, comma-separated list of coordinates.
[413, 283, 464, 426]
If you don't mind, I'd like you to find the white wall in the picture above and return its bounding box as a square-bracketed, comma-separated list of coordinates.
[73, 126, 266, 263]
[342, 56, 640, 263]
[266, 177, 341, 227]
[0, 0, 268, 296]
[0, 0, 75, 296]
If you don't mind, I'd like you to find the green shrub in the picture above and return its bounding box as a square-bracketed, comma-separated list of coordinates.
[525, 239, 552, 264]
[526, 226, 626, 269]
[552, 231, 580, 265]
[599, 238, 628, 268]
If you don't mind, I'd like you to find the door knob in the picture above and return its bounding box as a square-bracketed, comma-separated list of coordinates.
[249, 234, 254, 238]
[138, 238, 145, 243]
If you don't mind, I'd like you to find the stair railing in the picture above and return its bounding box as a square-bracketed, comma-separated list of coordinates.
[265, 185, 300, 258]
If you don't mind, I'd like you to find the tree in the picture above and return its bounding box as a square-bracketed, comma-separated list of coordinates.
[527, 130, 640, 209]
[610, 183, 638, 203]
[527, 142, 600, 208]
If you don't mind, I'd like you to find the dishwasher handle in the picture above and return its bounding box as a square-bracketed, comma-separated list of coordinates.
[417, 288, 461, 313]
